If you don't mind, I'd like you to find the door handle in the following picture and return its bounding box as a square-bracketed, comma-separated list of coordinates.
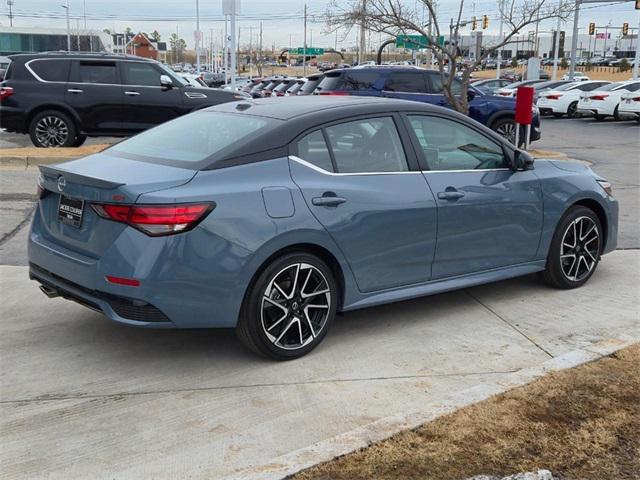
[312, 195, 347, 207]
[67, 88, 83, 93]
[437, 190, 465, 200]
[124, 91, 141, 96]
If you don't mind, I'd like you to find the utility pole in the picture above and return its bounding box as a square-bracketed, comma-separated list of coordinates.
[303, 3, 308, 76]
[259, 21, 263, 72]
[223, 15, 228, 85]
[359, 0, 367, 64]
[76, 19, 81, 51]
[62, 1, 71, 52]
[568, 0, 581, 80]
[634, 16, 640, 80]
[249, 26, 253, 77]
[7, 0, 13, 27]
[229, 1, 237, 90]
[196, 0, 201, 74]
[496, 0, 504, 79]
[552, 0, 562, 80]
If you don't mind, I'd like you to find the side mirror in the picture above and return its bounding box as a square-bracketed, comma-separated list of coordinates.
[467, 88, 477, 101]
[510, 149, 535, 171]
[160, 75, 173, 89]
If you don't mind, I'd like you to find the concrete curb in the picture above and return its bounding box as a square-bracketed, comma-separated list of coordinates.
[0, 155, 80, 168]
[0, 144, 109, 168]
[224, 336, 639, 480]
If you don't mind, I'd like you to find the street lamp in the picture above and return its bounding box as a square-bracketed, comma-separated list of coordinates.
[61, 1, 70, 52]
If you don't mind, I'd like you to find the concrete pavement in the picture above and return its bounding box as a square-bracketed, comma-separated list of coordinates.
[1, 250, 638, 479]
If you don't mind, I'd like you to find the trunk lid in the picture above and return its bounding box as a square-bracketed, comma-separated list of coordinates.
[36, 152, 197, 258]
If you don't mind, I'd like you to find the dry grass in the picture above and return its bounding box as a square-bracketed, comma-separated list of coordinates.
[0, 144, 110, 158]
[294, 344, 640, 480]
[473, 67, 632, 82]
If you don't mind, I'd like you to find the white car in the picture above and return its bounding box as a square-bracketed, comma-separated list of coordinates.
[495, 79, 545, 98]
[181, 74, 207, 88]
[561, 71, 590, 81]
[577, 80, 640, 120]
[537, 80, 611, 118]
[619, 91, 640, 120]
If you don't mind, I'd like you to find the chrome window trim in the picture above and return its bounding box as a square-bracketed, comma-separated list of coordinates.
[24, 58, 175, 88]
[422, 168, 512, 173]
[289, 155, 421, 176]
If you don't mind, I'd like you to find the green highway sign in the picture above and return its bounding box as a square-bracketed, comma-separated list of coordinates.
[395, 35, 445, 49]
[289, 47, 325, 56]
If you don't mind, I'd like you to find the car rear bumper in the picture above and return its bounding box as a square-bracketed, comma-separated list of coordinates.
[0, 106, 27, 133]
[28, 204, 251, 328]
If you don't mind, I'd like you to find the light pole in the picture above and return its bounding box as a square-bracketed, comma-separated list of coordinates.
[496, 0, 505, 79]
[195, 0, 201, 74]
[552, 0, 563, 81]
[61, 1, 71, 52]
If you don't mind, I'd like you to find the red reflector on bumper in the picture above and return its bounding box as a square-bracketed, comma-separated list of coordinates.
[106, 275, 140, 287]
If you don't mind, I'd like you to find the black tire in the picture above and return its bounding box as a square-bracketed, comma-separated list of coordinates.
[72, 134, 87, 147]
[491, 117, 523, 147]
[541, 206, 603, 289]
[553, 112, 564, 119]
[29, 110, 77, 148]
[236, 252, 338, 360]
[613, 105, 621, 121]
[567, 101, 579, 118]
[594, 114, 607, 122]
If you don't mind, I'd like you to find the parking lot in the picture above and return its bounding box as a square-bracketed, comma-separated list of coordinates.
[1, 113, 638, 479]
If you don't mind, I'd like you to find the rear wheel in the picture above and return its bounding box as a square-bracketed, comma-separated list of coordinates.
[541, 206, 602, 289]
[594, 114, 607, 122]
[29, 110, 77, 148]
[567, 101, 579, 118]
[236, 252, 338, 360]
[553, 112, 564, 119]
[613, 105, 621, 121]
[492, 117, 523, 147]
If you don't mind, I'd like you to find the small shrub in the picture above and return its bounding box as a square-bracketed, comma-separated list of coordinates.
[511, 57, 518, 68]
[619, 58, 631, 73]
[560, 57, 568, 69]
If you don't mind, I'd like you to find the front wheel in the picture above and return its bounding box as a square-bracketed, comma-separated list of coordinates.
[541, 206, 602, 289]
[492, 117, 523, 147]
[236, 253, 338, 360]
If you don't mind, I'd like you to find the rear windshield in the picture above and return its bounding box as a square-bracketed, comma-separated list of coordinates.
[300, 76, 322, 94]
[316, 71, 379, 92]
[109, 112, 282, 167]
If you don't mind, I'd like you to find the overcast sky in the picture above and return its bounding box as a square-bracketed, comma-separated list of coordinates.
[3, 0, 639, 49]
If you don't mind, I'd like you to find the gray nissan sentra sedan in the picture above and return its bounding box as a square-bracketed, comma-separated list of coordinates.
[29, 96, 618, 359]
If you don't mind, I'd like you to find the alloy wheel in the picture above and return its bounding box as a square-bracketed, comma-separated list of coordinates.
[34, 116, 69, 147]
[567, 102, 578, 118]
[560, 216, 600, 282]
[261, 263, 331, 351]
[495, 121, 516, 144]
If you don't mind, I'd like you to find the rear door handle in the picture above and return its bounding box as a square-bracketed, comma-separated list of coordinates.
[124, 91, 141, 96]
[67, 88, 83, 93]
[312, 196, 347, 207]
[437, 191, 465, 200]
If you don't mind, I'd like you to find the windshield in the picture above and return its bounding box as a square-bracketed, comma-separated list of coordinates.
[109, 112, 281, 166]
[596, 82, 626, 91]
[158, 63, 187, 87]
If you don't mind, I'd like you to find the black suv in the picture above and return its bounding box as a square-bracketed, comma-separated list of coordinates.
[0, 53, 247, 147]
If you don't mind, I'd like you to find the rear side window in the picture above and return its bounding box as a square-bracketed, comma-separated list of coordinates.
[300, 76, 322, 94]
[385, 72, 427, 93]
[325, 117, 408, 173]
[575, 82, 608, 92]
[28, 59, 70, 82]
[110, 112, 280, 165]
[317, 71, 379, 92]
[121, 62, 161, 86]
[427, 73, 462, 96]
[296, 130, 334, 172]
[75, 61, 118, 84]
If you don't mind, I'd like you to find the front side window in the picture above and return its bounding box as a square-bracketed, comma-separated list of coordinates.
[317, 71, 379, 92]
[325, 117, 408, 173]
[76, 61, 118, 84]
[385, 72, 427, 93]
[296, 130, 334, 172]
[29, 59, 70, 82]
[122, 62, 161, 86]
[409, 116, 507, 171]
[427, 72, 462, 95]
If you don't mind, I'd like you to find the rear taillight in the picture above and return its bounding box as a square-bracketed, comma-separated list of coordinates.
[630, 96, 640, 102]
[545, 94, 563, 100]
[590, 94, 609, 101]
[91, 203, 214, 236]
[317, 91, 349, 96]
[0, 86, 14, 101]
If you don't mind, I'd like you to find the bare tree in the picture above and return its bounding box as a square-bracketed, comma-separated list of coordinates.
[325, 0, 572, 114]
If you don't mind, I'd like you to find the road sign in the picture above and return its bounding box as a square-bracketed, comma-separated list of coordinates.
[290, 47, 325, 56]
[395, 35, 444, 49]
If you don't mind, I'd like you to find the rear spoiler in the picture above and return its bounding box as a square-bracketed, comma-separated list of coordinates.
[39, 165, 125, 190]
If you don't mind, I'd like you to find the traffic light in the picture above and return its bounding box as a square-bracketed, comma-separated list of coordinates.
[482, 15, 489, 29]
[472, 16, 477, 30]
[588, 22, 595, 35]
[622, 22, 629, 36]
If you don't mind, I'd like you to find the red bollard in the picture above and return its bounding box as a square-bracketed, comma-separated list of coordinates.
[515, 86, 535, 149]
